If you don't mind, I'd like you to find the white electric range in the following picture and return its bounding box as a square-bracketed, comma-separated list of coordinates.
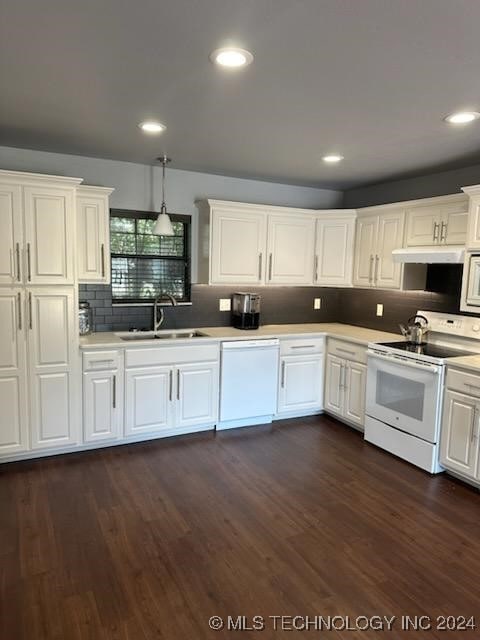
[364, 311, 480, 473]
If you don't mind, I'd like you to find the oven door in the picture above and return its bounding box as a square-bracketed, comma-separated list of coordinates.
[467, 255, 480, 307]
[366, 351, 442, 443]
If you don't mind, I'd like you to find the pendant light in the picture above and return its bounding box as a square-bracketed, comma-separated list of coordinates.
[153, 154, 174, 236]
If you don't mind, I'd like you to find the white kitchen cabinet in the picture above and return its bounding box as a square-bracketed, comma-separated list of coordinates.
[28, 288, 78, 449]
[314, 212, 356, 286]
[405, 199, 467, 247]
[0, 289, 28, 454]
[325, 340, 367, 430]
[353, 210, 404, 289]
[0, 183, 23, 286]
[277, 355, 323, 416]
[125, 366, 173, 436]
[176, 361, 219, 428]
[209, 205, 266, 284]
[462, 185, 480, 249]
[440, 389, 479, 479]
[23, 186, 75, 285]
[83, 369, 122, 443]
[266, 214, 316, 285]
[77, 186, 114, 284]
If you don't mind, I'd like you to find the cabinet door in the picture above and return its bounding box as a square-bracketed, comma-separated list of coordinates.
[405, 206, 440, 246]
[352, 216, 378, 287]
[315, 217, 355, 286]
[175, 361, 219, 429]
[267, 214, 316, 285]
[277, 355, 323, 415]
[441, 204, 468, 245]
[210, 207, 266, 284]
[125, 366, 173, 436]
[24, 186, 75, 284]
[440, 390, 479, 478]
[466, 195, 480, 249]
[0, 290, 28, 455]
[324, 354, 344, 416]
[344, 361, 367, 429]
[0, 184, 23, 285]
[28, 288, 78, 449]
[375, 211, 405, 289]
[83, 370, 122, 442]
[77, 194, 109, 283]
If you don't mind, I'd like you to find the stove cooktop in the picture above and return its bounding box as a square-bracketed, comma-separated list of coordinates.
[377, 341, 473, 359]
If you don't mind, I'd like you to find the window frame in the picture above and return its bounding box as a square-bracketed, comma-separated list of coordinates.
[109, 208, 191, 305]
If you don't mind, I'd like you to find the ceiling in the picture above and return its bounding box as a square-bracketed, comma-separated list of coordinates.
[2, 0, 480, 189]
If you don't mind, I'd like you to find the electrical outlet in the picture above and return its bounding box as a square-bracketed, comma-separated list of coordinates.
[219, 298, 231, 312]
[376, 303, 384, 317]
[314, 298, 321, 310]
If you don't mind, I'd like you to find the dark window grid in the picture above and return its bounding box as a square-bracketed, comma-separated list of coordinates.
[110, 209, 191, 304]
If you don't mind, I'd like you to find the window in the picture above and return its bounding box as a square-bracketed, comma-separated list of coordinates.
[110, 209, 191, 303]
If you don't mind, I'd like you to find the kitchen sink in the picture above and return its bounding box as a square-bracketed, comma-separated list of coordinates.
[115, 330, 207, 341]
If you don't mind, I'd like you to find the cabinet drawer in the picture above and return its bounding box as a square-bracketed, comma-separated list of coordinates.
[125, 343, 219, 368]
[327, 338, 367, 364]
[83, 350, 120, 371]
[280, 337, 324, 356]
[447, 367, 480, 398]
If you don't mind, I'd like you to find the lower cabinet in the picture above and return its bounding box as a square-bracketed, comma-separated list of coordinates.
[276, 337, 324, 418]
[440, 388, 479, 480]
[324, 340, 367, 430]
[84, 370, 123, 442]
[125, 366, 173, 436]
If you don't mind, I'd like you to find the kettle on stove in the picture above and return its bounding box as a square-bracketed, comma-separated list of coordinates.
[399, 314, 429, 345]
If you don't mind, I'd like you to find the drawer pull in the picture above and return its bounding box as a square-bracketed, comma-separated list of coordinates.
[335, 347, 356, 356]
[290, 344, 316, 350]
[466, 383, 480, 393]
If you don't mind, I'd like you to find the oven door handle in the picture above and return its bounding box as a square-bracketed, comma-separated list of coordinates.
[367, 351, 439, 374]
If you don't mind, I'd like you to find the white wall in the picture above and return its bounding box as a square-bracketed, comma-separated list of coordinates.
[0, 145, 342, 280]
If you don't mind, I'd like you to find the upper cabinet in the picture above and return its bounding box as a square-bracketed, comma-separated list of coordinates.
[314, 211, 356, 287]
[76, 186, 114, 284]
[405, 197, 468, 247]
[353, 209, 405, 289]
[200, 200, 319, 286]
[0, 171, 82, 287]
[462, 185, 480, 249]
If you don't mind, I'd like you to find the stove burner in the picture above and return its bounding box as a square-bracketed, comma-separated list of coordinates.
[377, 341, 473, 359]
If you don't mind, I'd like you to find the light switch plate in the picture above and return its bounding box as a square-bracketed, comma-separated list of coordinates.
[376, 303, 384, 317]
[219, 298, 231, 312]
[314, 298, 321, 310]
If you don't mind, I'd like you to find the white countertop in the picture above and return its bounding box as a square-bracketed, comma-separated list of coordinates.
[80, 323, 400, 350]
[447, 354, 480, 374]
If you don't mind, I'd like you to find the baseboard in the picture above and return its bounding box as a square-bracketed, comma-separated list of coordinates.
[216, 415, 273, 430]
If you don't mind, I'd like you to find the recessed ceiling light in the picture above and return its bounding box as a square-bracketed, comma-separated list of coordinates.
[210, 47, 254, 68]
[444, 111, 480, 125]
[322, 154, 344, 163]
[138, 121, 166, 134]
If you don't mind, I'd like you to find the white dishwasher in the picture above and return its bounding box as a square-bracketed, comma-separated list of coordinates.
[218, 339, 280, 430]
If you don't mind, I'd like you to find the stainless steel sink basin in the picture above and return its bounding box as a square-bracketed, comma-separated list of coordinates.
[115, 330, 207, 341]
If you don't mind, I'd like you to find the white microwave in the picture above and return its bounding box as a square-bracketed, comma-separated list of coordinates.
[466, 254, 480, 306]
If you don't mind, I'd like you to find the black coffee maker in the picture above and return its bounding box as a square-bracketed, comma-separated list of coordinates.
[232, 292, 261, 330]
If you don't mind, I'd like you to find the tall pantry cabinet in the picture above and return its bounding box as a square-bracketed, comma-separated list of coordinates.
[0, 171, 82, 456]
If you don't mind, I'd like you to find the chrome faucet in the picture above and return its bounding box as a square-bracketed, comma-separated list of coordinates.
[153, 293, 177, 331]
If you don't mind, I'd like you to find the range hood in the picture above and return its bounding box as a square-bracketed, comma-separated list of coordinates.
[392, 246, 465, 264]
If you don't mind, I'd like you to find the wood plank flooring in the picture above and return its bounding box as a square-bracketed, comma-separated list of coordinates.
[1, 415, 480, 639]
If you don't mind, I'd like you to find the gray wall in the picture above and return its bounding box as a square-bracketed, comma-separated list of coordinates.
[0, 145, 343, 282]
[343, 163, 480, 208]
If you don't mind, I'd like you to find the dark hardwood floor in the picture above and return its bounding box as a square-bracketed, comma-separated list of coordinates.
[1, 416, 480, 639]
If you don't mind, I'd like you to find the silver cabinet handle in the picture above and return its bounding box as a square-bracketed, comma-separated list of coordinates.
[17, 292, 22, 330]
[342, 363, 348, 390]
[440, 222, 447, 243]
[339, 364, 345, 389]
[258, 253, 262, 280]
[112, 374, 116, 409]
[374, 254, 379, 283]
[15, 243, 21, 281]
[369, 255, 374, 283]
[314, 255, 319, 282]
[177, 369, 180, 401]
[101, 243, 105, 278]
[291, 344, 316, 350]
[433, 222, 440, 242]
[28, 292, 32, 329]
[169, 369, 173, 401]
[471, 408, 476, 442]
[27, 243, 31, 281]
[281, 360, 286, 388]
[268, 253, 273, 281]
[336, 347, 356, 356]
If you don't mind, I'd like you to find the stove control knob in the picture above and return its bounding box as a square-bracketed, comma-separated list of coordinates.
[472, 324, 480, 332]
